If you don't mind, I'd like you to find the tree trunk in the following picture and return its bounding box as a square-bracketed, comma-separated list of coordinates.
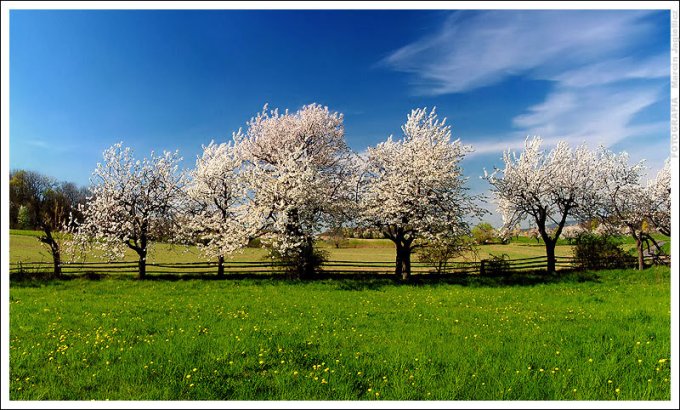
[395, 242, 404, 279]
[635, 237, 645, 271]
[138, 234, 147, 279]
[217, 255, 225, 278]
[137, 252, 147, 279]
[38, 227, 61, 278]
[394, 242, 412, 280]
[299, 238, 315, 279]
[545, 239, 556, 274]
[51, 246, 62, 278]
[401, 247, 411, 281]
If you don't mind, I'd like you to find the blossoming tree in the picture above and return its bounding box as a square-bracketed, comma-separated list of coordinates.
[484, 137, 598, 273]
[592, 149, 668, 270]
[73, 143, 186, 278]
[184, 141, 251, 277]
[646, 159, 670, 237]
[359, 108, 483, 280]
[235, 104, 357, 278]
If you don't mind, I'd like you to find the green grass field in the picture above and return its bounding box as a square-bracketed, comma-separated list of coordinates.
[9, 267, 670, 400]
[8, 230, 671, 400]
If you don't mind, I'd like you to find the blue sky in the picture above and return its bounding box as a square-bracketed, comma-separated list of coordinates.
[9, 9, 671, 226]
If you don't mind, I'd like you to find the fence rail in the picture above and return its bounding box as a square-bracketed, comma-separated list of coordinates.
[8, 253, 668, 277]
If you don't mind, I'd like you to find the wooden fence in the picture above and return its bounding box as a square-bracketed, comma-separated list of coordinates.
[8, 253, 667, 277]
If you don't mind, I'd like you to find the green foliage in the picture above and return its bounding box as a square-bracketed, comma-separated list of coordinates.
[571, 233, 636, 270]
[246, 238, 263, 248]
[471, 222, 498, 245]
[17, 205, 32, 230]
[9, 267, 670, 400]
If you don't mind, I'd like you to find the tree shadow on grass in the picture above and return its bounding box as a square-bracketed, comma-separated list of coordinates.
[9, 269, 601, 290]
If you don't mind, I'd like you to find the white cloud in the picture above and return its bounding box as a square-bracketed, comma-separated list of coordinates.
[552, 54, 668, 88]
[512, 84, 664, 147]
[383, 10, 656, 95]
[383, 10, 669, 167]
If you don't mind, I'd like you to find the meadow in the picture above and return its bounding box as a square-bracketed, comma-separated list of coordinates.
[8, 231, 671, 401]
[9, 229, 575, 266]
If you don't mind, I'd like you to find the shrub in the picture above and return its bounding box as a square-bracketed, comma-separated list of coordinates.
[571, 233, 636, 270]
[471, 222, 498, 245]
[482, 253, 510, 276]
[417, 236, 476, 274]
[264, 243, 328, 279]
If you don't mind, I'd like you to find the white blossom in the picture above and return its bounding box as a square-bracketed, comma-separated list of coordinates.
[646, 158, 670, 236]
[183, 141, 252, 263]
[235, 104, 357, 275]
[590, 148, 663, 269]
[484, 137, 598, 272]
[71, 142, 186, 277]
[359, 107, 483, 279]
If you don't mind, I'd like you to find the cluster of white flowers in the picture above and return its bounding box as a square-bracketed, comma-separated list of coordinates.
[486, 137, 671, 271]
[234, 104, 357, 264]
[590, 149, 671, 268]
[69, 143, 186, 274]
[559, 224, 588, 240]
[358, 107, 484, 278]
[646, 159, 670, 237]
[486, 137, 598, 237]
[183, 141, 251, 262]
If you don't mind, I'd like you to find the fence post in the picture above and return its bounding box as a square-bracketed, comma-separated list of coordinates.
[480, 259, 486, 276]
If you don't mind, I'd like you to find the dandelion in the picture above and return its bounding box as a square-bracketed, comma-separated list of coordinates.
[186, 374, 191, 379]
[608, 380, 613, 384]
[615, 388, 620, 394]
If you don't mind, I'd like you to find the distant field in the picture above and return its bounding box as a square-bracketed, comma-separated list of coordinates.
[9, 267, 671, 400]
[9, 230, 575, 267]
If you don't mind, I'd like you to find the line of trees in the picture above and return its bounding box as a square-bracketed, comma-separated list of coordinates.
[66, 105, 485, 280]
[485, 137, 671, 272]
[13, 104, 671, 280]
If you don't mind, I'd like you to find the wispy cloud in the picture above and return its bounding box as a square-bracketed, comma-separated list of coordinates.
[382, 10, 669, 164]
[383, 10, 658, 95]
